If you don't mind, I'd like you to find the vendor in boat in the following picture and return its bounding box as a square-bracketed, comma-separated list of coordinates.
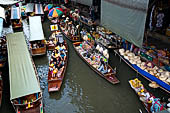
[98, 57, 108, 74]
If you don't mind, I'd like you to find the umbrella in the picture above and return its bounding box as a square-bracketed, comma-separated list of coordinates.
[48, 7, 63, 18]
[44, 4, 53, 11]
[55, 7, 63, 12]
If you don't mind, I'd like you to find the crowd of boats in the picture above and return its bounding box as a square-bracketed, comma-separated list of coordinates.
[0, 2, 170, 113]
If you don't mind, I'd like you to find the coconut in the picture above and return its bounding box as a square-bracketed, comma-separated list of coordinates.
[99, 47, 103, 53]
[125, 50, 130, 54]
[149, 71, 154, 75]
[153, 66, 159, 70]
[119, 48, 125, 53]
[158, 69, 164, 73]
[96, 45, 100, 50]
[166, 78, 170, 83]
[140, 65, 146, 70]
[124, 56, 130, 60]
[159, 74, 167, 81]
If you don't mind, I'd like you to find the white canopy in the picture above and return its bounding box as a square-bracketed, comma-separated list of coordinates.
[35, 4, 44, 15]
[25, 3, 34, 13]
[0, 0, 19, 5]
[11, 6, 21, 19]
[29, 16, 45, 41]
[0, 6, 5, 19]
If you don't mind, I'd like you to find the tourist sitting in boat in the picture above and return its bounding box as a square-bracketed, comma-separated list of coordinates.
[60, 50, 66, 61]
[98, 58, 108, 74]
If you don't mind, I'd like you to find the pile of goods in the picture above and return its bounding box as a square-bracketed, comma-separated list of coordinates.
[119, 48, 170, 85]
[80, 15, 93, 25]
[96, 45, 109, 59]
[76, 41, 109, 74]
[129, 78, 164, 113]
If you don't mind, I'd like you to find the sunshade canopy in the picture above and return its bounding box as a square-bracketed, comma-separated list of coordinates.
[0, 0, 19, 5]
[25, 3, 34, 13]
[71, 0, 93, 6]
[101, 0, 149, 47]
[29, 16, 45, 41]
[7, 32, 41, 100]
[0, 6, 5, 19]
[0, 18, 3, 37]
[44, 4, 53, 11]
[11, 6, 21, 19]
[35, 4, 44, 14]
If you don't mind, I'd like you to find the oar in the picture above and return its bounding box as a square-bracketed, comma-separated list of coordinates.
[139, 109, 143, 113]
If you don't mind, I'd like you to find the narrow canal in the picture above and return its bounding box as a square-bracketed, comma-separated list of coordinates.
[0, 18, 169, 113]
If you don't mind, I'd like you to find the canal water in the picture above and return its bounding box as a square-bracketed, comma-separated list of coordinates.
[0, 18, 169, 113]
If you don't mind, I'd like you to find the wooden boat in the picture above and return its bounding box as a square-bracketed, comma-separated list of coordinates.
[29, 16, 46, 56]
[129, 78, 165, 113]
[48, 40, 68, 92]
[114, 49, 170, 93]
[46, 31, 62, 51]
[73, 42, 120, 84]
[91, 27, 121, 49]
[7, 32, 43, 113]
[0, 71, 2, 107]
[11, 7, 22, 30]
[34, 4, 44, 21]
[59, 21, 81, 42]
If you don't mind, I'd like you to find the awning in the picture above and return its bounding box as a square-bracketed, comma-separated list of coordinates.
[0, 6, 5, 19]
[0, 18, 3, 37]
[35, 4, 44, 14]
[25, 3, 34, 13]
[101, 0, 149, 47]
[11, 6, 21, 19]
[6, 32, 41, 100]
[29, 16, 45, 41]
[71, 0, 93, 6]
[0, 0, 19, 5]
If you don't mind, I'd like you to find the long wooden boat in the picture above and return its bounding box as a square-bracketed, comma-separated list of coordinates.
[59, 22, 81, 42]
[11, 6, 22, 30]
[48, 40, 68, 92]
[7, 32, 43, 113]
[114, 49, 170, 93]
[73, 42, 120, 84]
[0, 71, 2, 107]
[29, 16, 47, 56]
[129, 78, 165, 113]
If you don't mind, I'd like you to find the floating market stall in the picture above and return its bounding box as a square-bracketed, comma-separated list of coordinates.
[116, 48, 170, 93]
[48, 35, 68, 92]
[25, 3, 34, 17]
[29, 16, 46, 56]
[11, 6, 22, 30]
[7, 32, 43, 113]
[35, 4, 44, 21]
[0, 0, 19, 5]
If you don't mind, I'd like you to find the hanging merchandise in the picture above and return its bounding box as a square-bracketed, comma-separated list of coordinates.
[156, 11, 164, 28]
[149, 5, 155, 31]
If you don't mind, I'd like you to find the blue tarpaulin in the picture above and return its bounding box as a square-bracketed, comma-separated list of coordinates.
[132, 64, 170, 91]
